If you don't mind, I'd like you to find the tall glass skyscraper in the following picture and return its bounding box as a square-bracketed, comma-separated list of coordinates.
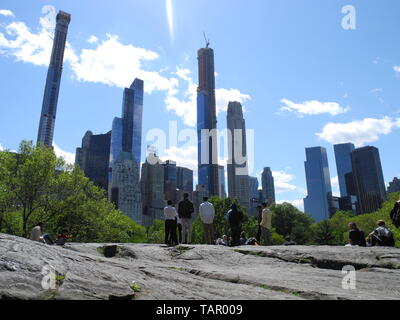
[261, 167, 276, 204]
[197, 45, 219, 196]
[37, 11, 71, 147]
[227, 101, 249, 209]
[303, 147, 335, 222]
[108, 79, 144, 223]
[109, 79, 144, 176]
[351, 146, 386, 214]
[334, 143, 355, 197]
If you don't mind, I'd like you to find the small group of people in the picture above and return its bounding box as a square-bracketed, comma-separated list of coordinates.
[347, 220, 396, 247]
[30, 222, 70, 246]
[163, 194, 276, 247]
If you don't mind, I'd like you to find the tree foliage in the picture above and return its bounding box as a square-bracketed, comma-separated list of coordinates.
[0, 141, 146, 243]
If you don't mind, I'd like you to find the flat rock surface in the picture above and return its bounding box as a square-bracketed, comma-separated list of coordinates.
[1, 233, 400, 300]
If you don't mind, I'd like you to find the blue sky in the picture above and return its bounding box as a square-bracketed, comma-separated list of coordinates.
[1, 0, 400, 210]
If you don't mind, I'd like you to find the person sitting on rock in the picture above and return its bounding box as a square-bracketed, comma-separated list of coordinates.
[283, 235, 296, 246]
[347, 222, 367, 247]
[55, 229, 70, 246]
[215, 235, 229, 246]
[367, 220, 395, 247]
[30, 222, 54, 245]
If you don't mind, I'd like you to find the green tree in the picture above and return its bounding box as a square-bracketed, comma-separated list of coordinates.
[312, 220, 335, 245]
[0, 141, 147, 243]
[271, 202, 314, 244]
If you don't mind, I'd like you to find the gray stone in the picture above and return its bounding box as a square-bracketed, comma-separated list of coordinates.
[1, 233, 400, 300]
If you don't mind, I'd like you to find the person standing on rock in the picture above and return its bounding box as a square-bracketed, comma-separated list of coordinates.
[164, 200, 178, 246]
[227, 203, 244, 247]
[199, 197, 215, 245]
[178, 193, 194, 244]
[260, 201, 273, 246]
[256, 205, 263, 242]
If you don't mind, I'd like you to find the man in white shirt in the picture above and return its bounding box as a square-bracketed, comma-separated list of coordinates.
[199, 197, 215, 245]
[164, 200, 178, 246]
[260, 201, 273, 245]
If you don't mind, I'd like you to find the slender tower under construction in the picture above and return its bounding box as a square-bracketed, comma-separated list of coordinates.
[37, 10, 71, 146]
[197, 38, 219, 196]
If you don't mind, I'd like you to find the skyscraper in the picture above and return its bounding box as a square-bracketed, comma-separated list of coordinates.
[37, 11, 71, 147]
[108, 78, 144, 222]
[110, 152, 142, 225]
[75, 130, 111, 191]
[109, 78, 144, 170]
[261, 167, 275, 204]
[141, 152, 165, 227]
[218, 165, 227, 198]
[227, 102, 249, 209]
[177, 167, 194, 193]
[388, 177, 400, 194]
[351, 146, 386, 214]
[303, 147, 335, 222]
[163, 160, 177, 203]
[334, 143, 355, 197]
[197, 44, 219, 196]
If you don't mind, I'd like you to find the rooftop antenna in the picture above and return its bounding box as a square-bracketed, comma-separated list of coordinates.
[203, 31, 210, 48]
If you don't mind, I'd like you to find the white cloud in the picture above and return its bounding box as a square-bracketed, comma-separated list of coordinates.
[279, 99, 350, 117]
[331, 176, 340, 197]
[0, 9, 14, 17]
[166, 67, 251, 127]
[70, 34, 178, 94]
[53, 143, 75, 165]
[316, 116, 400, 147]
[276, 199, 304, 212]
[0, 6, 176, 95]
[272, 170, 297, 194]
[87, 35, 98, 44]
[159, 145, 197, 172]
[0, 143, 4, 151]
[394, 65, 400, 73]
[0, 5, 77, 66]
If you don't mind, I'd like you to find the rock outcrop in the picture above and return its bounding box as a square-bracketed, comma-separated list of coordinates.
[1, 233, 400, 300]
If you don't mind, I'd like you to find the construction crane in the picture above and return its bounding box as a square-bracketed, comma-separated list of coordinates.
[203, 32, 210, 48]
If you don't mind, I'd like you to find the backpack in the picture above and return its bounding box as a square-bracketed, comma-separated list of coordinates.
[390, 201, 400, 228]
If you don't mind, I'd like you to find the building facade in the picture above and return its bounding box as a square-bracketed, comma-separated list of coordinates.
[351, 146, 387, 214]
[109, 152, 142, 225]
[334, 143, 355, 197]
[141, 153, 165, 227]
[261, 167, 275, 204]
[388, 177, 400, 194]
[227, 101, 249, 209]
[75, 130, 111, 191]
[177, 166, 194, 193]
[197, 45, 219, 196]
[163, 160, 178, 204]
[37, 11, 71, 147]
[303, 147, 335, 222]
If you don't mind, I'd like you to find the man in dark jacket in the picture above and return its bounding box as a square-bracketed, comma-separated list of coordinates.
[227, 203, 244, 247]
[178, 193, 194, 244]
[347, 222, 367, 247]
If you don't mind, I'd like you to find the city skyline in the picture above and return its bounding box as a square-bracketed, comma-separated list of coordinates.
[1, 1, 400, 212]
